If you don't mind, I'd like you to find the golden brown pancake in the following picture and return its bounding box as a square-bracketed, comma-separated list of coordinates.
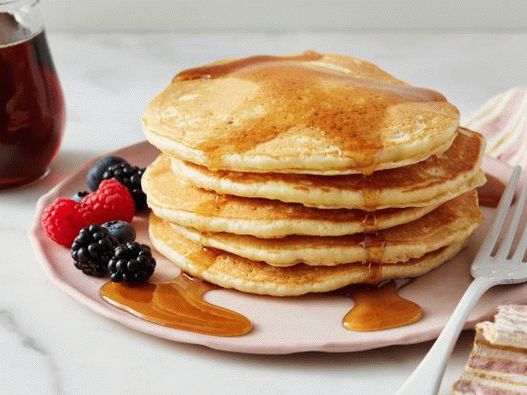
[143, 51, 459, 175]
[143, 154, 440, 238]
[142, 51, 485, 297]
[167, 191, 482, 266]
[149, 213, 468, 296]
[171, 128, 486, 210]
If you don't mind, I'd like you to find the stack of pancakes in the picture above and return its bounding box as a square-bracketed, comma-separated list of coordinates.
[141, 51, 486, 296]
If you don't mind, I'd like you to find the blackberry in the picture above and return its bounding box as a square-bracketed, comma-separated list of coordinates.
[101, 163, 146, 210]
[86, 156, 126, 191]
[102, 220, 136, 244]
[71, 224, 119, 277]
[108, 242, 156, 284]
[72, 190, 89, 202]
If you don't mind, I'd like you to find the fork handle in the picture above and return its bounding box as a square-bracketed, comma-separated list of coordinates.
[396, 276, 497, 395]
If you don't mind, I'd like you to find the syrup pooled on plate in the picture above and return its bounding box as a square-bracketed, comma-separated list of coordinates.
[341, 281, 423, 332]
[100, 273, 252, 337]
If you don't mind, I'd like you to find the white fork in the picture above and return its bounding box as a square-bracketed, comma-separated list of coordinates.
[396, 166, 527, 395]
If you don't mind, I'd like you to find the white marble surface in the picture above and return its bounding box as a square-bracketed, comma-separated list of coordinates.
[2, 32, 527, 395]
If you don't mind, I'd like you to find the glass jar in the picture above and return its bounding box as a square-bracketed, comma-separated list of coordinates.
[0, 0, 65, 188]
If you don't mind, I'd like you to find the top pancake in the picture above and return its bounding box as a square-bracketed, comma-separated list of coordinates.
[143, 51, 460, 175]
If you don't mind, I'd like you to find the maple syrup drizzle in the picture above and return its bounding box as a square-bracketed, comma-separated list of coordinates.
[341, 281, 423, 332]
[175, 51, 323, 81]
[359, 233, 387, 264]
[367, 263, 383, 284]
[361, 172, 382, 209]
[100, 273, 252, 337]
[362, 212, 379, 233]
[478, 173, 506, 208]
[172, 51, 447, 174]
[175, 50, 444, 102]
[357, 163, 388, 263]
[194, 194, 229, 216]
[363, 188, 381, 211]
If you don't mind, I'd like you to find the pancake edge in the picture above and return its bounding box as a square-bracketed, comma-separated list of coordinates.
[142, 156, 443, 237]
[144, 124, 457, 175]
[166, 193, 481, 267]
[147, 200, 440, 238]
[171, 159, 487, 211]
[149, 214, 468, 296]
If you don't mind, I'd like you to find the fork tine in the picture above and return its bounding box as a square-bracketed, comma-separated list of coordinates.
[496, 168, 527, 259]
[473, 166, 522, 264]
[513, 181, 527, 262]
[512, 220, 527, 262]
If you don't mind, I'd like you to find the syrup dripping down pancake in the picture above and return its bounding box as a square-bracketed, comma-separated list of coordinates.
[166, 191, 482, 267]
[148, 213, 467, 297]
[143, 154, 440, 238]
[143, 51, 459, 175]
[171, 129, 486, 210]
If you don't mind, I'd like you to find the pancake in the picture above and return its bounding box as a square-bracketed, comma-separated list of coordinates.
[167, 191, 482, 267]
[149, 213, 467, 296]
[143, 155, 440, 238]
[171, 128, 486, 210]
[143, 51, 459, 175]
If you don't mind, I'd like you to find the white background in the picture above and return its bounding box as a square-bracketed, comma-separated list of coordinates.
[41, 0, 527, 32]
[3, 1, 527, 395]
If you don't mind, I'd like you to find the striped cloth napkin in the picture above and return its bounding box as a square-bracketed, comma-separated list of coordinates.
[465, 86, 527, 168]
[453, 87, 527, 394]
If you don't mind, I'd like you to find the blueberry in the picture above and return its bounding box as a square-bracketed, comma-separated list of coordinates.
[86, 156, 127, 191]
[72, 190, 89, 202]
[101, 220, 136, 244]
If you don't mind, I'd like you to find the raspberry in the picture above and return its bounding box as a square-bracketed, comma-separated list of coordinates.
[101, 162, 146, 210]
[41, 198, 90, 247]
[41, 180, 135, 247]
[82, 179, 135, 224]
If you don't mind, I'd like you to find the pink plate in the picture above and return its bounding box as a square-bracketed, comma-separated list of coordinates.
[29, 143, 526, 354]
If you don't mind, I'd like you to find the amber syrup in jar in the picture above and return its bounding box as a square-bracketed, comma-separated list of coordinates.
[0, 17, 65, 188]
